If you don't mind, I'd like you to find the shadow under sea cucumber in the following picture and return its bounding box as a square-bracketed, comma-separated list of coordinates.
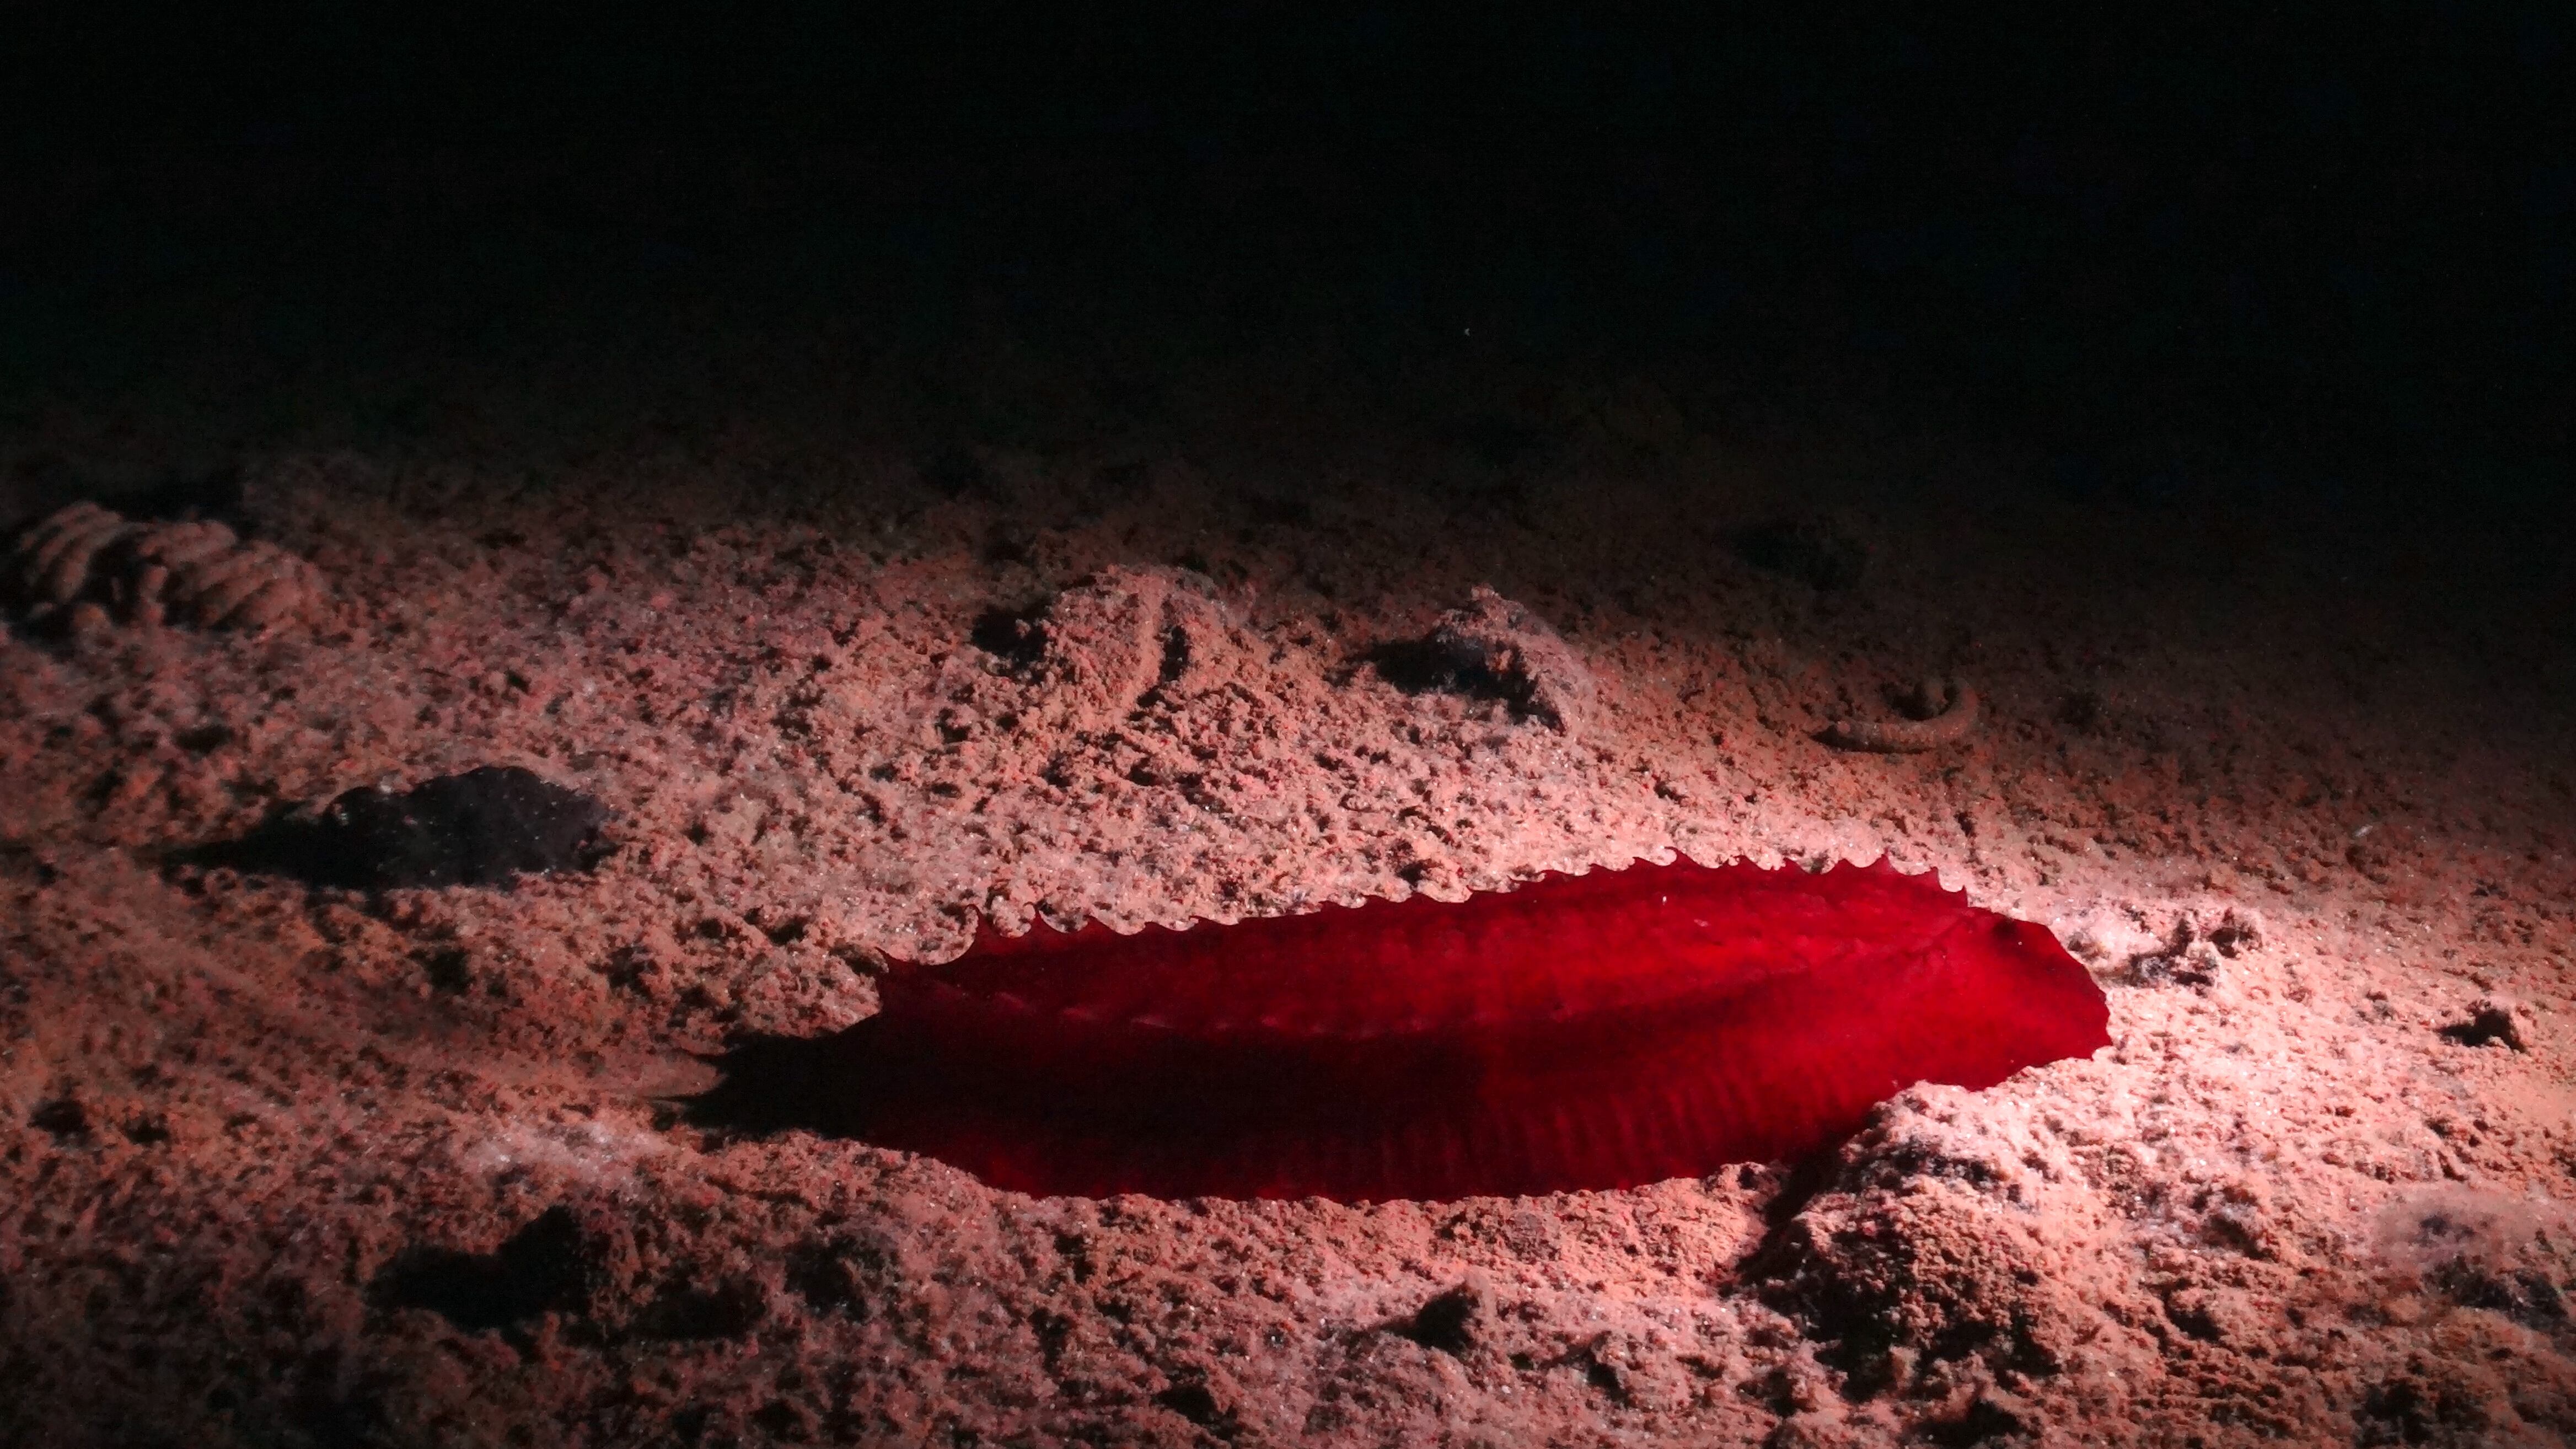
[690, 856, 2108, 1202]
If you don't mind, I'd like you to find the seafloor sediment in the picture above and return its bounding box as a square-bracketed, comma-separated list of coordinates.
[3, 423, 2573, 1446]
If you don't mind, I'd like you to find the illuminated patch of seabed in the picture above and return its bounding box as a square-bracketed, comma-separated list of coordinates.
[459, 1115, 673, 1187]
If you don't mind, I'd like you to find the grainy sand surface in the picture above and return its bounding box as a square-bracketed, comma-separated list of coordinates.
[3, 416, 2573, 1446]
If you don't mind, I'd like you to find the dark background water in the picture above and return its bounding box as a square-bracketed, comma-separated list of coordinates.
[2, 6, 2568, 518]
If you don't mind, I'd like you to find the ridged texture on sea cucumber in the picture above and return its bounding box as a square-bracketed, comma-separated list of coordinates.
[819, 856, 2108, 1201]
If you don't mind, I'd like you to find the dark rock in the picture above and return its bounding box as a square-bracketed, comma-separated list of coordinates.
[632, 1278, 769, 1341]
[2439, 995, 2532, 1051]
[1152, 1381, 1232, 1433]
[186, 766, 609, 890]
[1368, 586, 1596, 734]
[1396, 1282, 1483, 1357]
[30, 1098, 89, 1140]
[371, 1206, 597, 1333]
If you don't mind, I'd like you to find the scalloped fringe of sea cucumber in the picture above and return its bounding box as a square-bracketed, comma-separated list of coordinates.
[1822, 677, 1979, 753]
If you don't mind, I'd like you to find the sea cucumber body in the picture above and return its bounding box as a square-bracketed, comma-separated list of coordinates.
[823, 856, 2108, 1201]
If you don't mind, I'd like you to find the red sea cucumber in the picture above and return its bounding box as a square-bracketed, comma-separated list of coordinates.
[800, 856, 2108, 1202]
